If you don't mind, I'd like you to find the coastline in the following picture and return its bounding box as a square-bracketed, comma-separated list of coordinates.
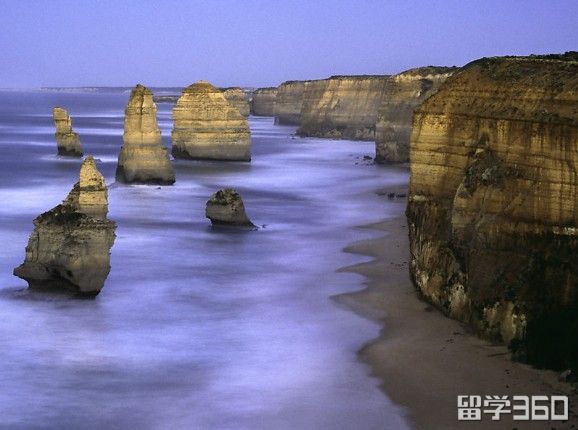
[335, 196, 578, 429]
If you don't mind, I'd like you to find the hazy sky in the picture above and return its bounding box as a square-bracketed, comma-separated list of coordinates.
[1, 0, 576, 88]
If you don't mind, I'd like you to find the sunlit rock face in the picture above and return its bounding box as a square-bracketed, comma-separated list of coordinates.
[274, 80, 309, 125]
[53, 107, 83, 157]
[172, 81, 251, 161]
[221, 87, 250, 117]
[297, 75, 389, 140]
[205, 188, 254, 227]
[407, 53, 578, 370]
[14, 156, 116, 296]
[116, 84, 175, 185]
[374, 66, 456, 163]
[250, 87, 277, 116]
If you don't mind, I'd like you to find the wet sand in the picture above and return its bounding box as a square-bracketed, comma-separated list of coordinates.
[336, 189, 578, 430]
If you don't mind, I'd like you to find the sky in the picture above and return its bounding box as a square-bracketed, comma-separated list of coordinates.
[0, 0, 576, 88]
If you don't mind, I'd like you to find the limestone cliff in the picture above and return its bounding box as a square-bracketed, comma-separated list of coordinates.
[116, 84, 175, 185]
[407, 53, 578, 370]
[14, 156, 116, 296]
[250, 87, 277, 116]
[274, 80, 309, 125]
[297, 75, 389, 140]
[172, 81, 251, 161]
[374, 67, 456, 163]
[53, 107, 83, 157]
[221, 87, 250, 117]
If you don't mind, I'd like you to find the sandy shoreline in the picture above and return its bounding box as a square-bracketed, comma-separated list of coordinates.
[335, 196, 578, 429]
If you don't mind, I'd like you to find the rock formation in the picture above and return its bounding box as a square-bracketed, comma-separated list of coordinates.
[116, 84, 175, 185]
[53, 107, 83, 156]
[14, 156, 116, 296]
[374, 66, 456, 163]
[172, 81, 251, 161]
[205, 188, 254, 227]
[274, 80, 309, 125]
[297, 75, 389, 140]
[407, 52, 578, 370]
[250, 87, 277, 116]
[221, 87, 250, 117]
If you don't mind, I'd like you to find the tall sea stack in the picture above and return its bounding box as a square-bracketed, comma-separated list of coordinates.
[53, 107, 83, 157]
[297, 75, 389, 140]
[250, 87, 277, 116]
[116, 84, 175, 185]
[221, 87, 250, 117]
[374, 66, 456, 163]
[274, 80, 309, 125]
[172, 81, 251, 161]
[407, 53, 578, 370]
[14, 156, 116, 296]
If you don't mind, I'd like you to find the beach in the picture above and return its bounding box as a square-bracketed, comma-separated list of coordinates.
[337, 197, 578, 429]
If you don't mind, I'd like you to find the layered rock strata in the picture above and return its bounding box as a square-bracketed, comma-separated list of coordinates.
[116, 84, 175, 185]
[172, 81, 251, 161]
[297, 75, 389, 140]
[14, 156, 116, 296]
[250, 87, 277, 116]
[206, 188, 254, 227]
[221, 87, 250, 117]
[53, 107, 83, 156]
[407, 53, 578, 370]
[374, 66, 457, 163]
[274, 80, 309, 125]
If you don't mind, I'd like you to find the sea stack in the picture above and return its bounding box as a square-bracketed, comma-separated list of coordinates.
[206, 188, 254, 227]
[297, 75, 389, 140]
[374, 66, 456, 163]
[116, 84, 175, 185]
[172, 81, 251, 161]
[407, 53, 578, 369]
[221, 87, 250, 117]
[250, 87, 277, 116]
[53, 107, 83, 156]
[274, 80, 309, 125]
[14, 156, 116, 296]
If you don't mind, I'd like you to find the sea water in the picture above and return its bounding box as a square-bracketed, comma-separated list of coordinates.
[0, 90, 410, 430]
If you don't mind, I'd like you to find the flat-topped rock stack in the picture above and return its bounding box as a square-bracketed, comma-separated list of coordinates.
[172, 81, 251, 161]
[53, 107, 83, 157]
[407, 52, 578, 369]
[221, 87, 250, 117]
[250, 87, 277, 116]
[116, 84, 175, 185]
[14, 156, 116, 296]
[297, 75, 389, 140]
[274, 80, 310, 125]
[374, 66, 457, 163]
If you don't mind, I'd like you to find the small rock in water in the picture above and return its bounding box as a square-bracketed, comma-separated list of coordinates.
[206, 188, 255, 227]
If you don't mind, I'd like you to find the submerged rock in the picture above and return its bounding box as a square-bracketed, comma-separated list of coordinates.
[221, 87, 250, 117]
[205, 188, 254, 227]
[374, 66, 456, 163]
[172, 81, 251, 161]
[407, 52, 578, 370]
[53, 107, 83, 157]
[116, 84, 175, 185]
[14, 156, 116, 296]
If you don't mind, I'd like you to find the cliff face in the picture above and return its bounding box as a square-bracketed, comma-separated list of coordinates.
[297, 75, 389, 140]
[116, 84, 175, 185]
[374, 67, 456, 163]
[274, 80, 309, 125]
[53, 107, 83, 157]
[221, 87, 250, 117]
[407, 53, 578, 370]
[250, 87, 277, 116]
[14, 156, 116, 296]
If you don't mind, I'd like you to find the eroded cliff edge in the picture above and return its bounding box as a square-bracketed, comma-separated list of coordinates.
[274, 80, 309, 125]
[407, 53, 578, 370]
[250, 87, 277, 116]
[297, 75, 389, 140]
[374, 66, 456, 163]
